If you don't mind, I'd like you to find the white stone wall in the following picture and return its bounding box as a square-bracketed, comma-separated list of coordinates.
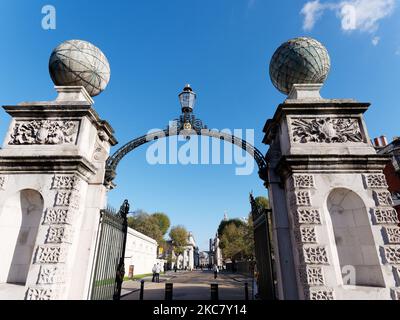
[124, 228, 158, 276]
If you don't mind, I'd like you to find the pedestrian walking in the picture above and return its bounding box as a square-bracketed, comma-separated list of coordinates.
[155, 263, 161, 283]
[152, 264, 157, 282]
[213, 264, 219, 279]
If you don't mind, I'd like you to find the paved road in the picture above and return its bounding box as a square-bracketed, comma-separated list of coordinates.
[121, 270, 254, 300]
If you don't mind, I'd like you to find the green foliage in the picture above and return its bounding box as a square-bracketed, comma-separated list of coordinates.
[169, 225, 189, 255]
[217, 219, 245, 237]
[152, 212, 171, 235]
[127, 213, 163, 243]
[255, 196, 269, 210]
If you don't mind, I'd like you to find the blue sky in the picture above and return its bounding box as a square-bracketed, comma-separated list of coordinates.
[0, 1, 399, 251]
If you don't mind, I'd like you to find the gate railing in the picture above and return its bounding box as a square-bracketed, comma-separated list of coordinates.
[250, 193, 276, 300]
[89, 200, 129, 300]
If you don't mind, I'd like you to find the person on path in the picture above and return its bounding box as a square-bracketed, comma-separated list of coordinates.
[213, 264, 219, 279]
[155, 263, 161, 283]
[152, 264, 157, 282]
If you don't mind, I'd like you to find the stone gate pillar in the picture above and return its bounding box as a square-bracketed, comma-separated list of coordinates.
[263, 36, 400, 300]
[0, 86, 117, 299]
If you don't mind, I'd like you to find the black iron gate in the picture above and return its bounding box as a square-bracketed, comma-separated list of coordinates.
[89, 200, 129, 300]
[250, 194, 276, 300]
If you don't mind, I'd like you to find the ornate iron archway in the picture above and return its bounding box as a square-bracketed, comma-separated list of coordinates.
[104, 103, 269, 188]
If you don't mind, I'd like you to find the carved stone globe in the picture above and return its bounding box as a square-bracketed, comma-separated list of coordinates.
[49, 40, 111, 97]
[269, 37, 331, 95]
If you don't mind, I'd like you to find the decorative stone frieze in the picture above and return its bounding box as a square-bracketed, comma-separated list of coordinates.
[25, 287, 54, 300]
[37, 266, 65, 284]
[295, 191, 312, 206]
[46, 226, 74, 244]
[393, 266, 400, 286]
[299, 226, 317, 243]
[293, 174, 315, 189]
[302, 266, 325, 286]
[363, 174, 388, 189]
[303, 246, 329, 265]
[296, 209, 322, 225]
[373, 191, 394, 207]
[383, 246, 400, 264]
[383, 227, 400, 244]
[43, 208, 74, 225]
[0, 176, 6, 190]
[290, 117, 363, 144]
[371, 208, 400, 225]
[51, 175, 79, 190]
[35, 245, 67, 264]
[9, 120, 79, 145]
[307, 287, 334, 300]
[54, 191, 79, 208]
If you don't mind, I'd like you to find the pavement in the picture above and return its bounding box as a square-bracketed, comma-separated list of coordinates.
[121, 270, 254, 300]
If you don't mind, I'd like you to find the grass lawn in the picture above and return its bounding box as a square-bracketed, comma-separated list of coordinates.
[124, 272, 165, 281]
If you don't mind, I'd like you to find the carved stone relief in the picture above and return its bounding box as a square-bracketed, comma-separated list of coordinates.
[363, 174, 388, 189]
[54, 191, 79, 209]
[371, 208, 400, 225]
[52, 175, 79, 190]
[43, 208, 73, 225]
[299, 226, 317, 243]
[296, 209, 322, 225]
[9, 120, 79, 145]
[37, 266, 65, 285]
[46, 226, 73, 244]
[291, 117, 363, 143]
[0, 176, 6, 190]
[308, 287, 334, 300]
[383, 227, 400, 244]
[25, 287, 54, 300]
[293, 174, 315, 189]
[383, 246, 400, 264]
[303, 246, 329, 265]
[35, 246, 66, 264]
[295, 191, 312, 206]
[373, 191, 394, 207]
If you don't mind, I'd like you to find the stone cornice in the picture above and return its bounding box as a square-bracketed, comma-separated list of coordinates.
[275, 154, 391, 179]
[0, 155, 97, 181]
[3, 104, 118, 146]
[262, 101, 371, 145]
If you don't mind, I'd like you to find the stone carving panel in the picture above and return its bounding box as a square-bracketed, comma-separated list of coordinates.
[308, 288, 334, 300]
[383, 227, 400, 244]
[299, 226, 317, 243]
[9, 120, 79, 145]
[26, 287, 53, 300]
[303, 246, 329, 265]
[393, 266, 400, 287]
[0, 176, 6, 190]
[306, 266, 325, 285]
[363, 174, 388, 189]
[43, 208, 73, 225]
[291, 117, 363, 143]
[383, 246, 400, 264]
[295, 191, 312, 206]
[37, 266, 65, 284]
[35, 246, 66, 264]
[54, 191, 79, 209]
[373, 191, 394, 207]
[52, 175, 78, 190]
[293, 174, 315, 188]
[46, 226, 73, 244]
[296, 209, 322, 225]
[371, 208, 400, 225]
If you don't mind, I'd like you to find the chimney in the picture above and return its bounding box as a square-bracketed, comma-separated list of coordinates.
[380, 136, 388, 147]
[374, 137, 382, 147]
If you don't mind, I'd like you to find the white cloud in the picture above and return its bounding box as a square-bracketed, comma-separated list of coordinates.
[301, 0, 396, 33]
[372, 36, 380, 45]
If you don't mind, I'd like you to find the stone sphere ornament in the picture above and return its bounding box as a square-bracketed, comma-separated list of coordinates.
[269, 37, 331, 95]
[49, 40, 111, 97]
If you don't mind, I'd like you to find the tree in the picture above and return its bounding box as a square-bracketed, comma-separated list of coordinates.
[128, 213, 163, 243]
[217, 219, 245, 237]
[152, 212, 171, 236]
[169, 225, 189, 256]
[219, 223, 247, 260]
[255, 196, 269, 210]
